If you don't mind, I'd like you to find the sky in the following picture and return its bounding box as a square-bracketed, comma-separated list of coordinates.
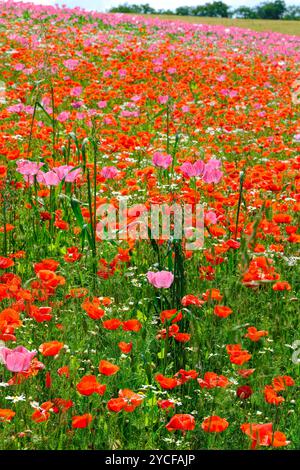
[12, 0, 300, 11]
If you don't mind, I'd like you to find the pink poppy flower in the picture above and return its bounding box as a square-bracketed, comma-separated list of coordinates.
[152, 152, 172, 169]
[57, 111, 70, 123]
[0, 346, 36, 373]
[101, 166, 119, 179]
[53, 165, 82, 183]
[14, 63, 25, 71]
[37, 170, 60, 186]
[98, 100, 107, 109]
[180, 160, 205, 178]
[7, 103, 24, 113]
[147, 271, 174, 289]
[103, 70, 112, 78]
[16, 159, 44, 177]
[63, 59, 79, 71]
[216, 74, 226, 82]
[181, 105, 190, 113]
[70, 86, 82, 97]
[131, 95, 141, 102]
[293, 134, 300, 142]
[167, 67, 176, 74]
[205, 211, 218, 225]
[158, 95, 169, 105]
[203, 159, 223, 184]
[71, 101, 83, 109]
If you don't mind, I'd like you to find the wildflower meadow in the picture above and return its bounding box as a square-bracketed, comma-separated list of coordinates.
[0, 0, 299, 452]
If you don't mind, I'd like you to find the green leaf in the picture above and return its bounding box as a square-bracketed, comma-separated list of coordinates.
[146, 396, 157, 407]
[157, 348, 165, 359]
[36, 102, 53, 122]
[70, 197, 85, 228]
[136, 310, 147, 323]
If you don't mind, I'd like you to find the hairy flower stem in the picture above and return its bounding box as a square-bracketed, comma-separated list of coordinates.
[235, 170, 245, 240]
[2, 192, 7, 256]
[87, 168, 97, 292]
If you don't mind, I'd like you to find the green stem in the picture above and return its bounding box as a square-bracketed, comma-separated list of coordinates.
[2, 192, 7, 256]
[51, 85, 56, 158]
[87, 168, 97, 291]
[166, 104, 170, 154]
[235, 170, 245, 240]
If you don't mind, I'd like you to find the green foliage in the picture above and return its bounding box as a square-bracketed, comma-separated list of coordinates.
[256, 0, 287, 19]
[234, 6, 260, 19]
[283, 5, 300, 20]
[109, 1, 300, 20]
[109, 3, 156, 14]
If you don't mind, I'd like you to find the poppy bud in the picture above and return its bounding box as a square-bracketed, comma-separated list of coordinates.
[45, 372, 52, 388]
[237, 385, 253, 399]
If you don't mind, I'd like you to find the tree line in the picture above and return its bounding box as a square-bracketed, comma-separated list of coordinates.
[108, 1, 300, 20]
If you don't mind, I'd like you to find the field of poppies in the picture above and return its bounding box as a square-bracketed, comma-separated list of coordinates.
[0, 0, 299, 451]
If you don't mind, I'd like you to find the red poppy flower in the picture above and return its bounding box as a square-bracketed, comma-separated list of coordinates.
[29, 306, 53, 323]
[52, 398, 73, 414]
[0, 409, 16, 421]
[64, 246, 82, 263]
[271, 431, 290, 447]
[199, 266, 215, 281]
[107, 397, 126, 413]
[202, 289, 223, 302]
[39, 341, 64, 357]
[72, 413, 93, 429]
[175, 369, 198, 384]
[122, 319, 142, 332]
[237, 368, 255, 378]
[57, 366, 70, 378]
[107, 389, 143, 413]
[155, 373, 179, 390]
[0, 257, 14, 269]
[272, 375, 295, 391]
[264, 385, 285, 405]
[82, 298, 105, 320]
[241, 422, 273, 448]
[244, 326, 268, 342]
[214, 305, 233, 318]
[34, 259, 59, 273]
[119, 389, 144, 412]
[160, 309, 182, 324]
[201, 416, 229, 433]
[157, 399, 175, 410]
[226, 344, 252, 365]
[99, 360, 119, 376]
[181, 294, 204, 307]
[76, 375, 106, 396]
[272, 281, 291, 291]
[118, 341, 132, 354]
[241, 422, 289, 448]
[31, 401, 53, 423]
[102, 318, 122, 330]
[166, 414, 195, 433]
[198, 372, 229, 389]
[174, 332, 191, 343]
